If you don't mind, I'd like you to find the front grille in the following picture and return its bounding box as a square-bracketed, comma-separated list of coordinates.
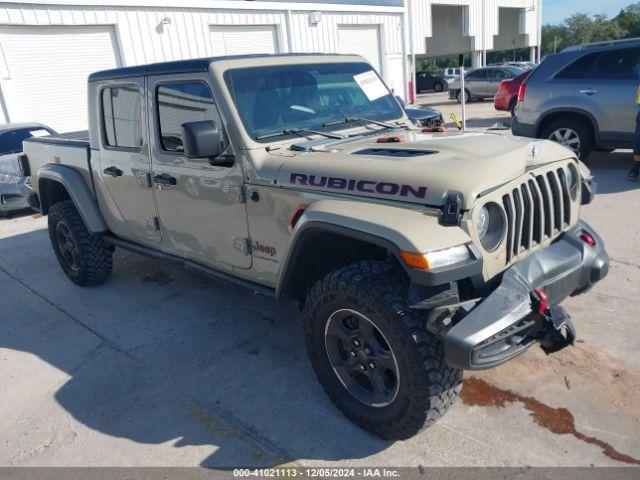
[502, 168, 571, 264]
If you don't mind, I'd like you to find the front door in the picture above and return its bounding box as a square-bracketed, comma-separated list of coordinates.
[96, 79, 160, 244]
[148, 74, 251, 269]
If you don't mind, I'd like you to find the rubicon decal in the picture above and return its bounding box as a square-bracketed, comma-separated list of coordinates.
[290, 173, 428, 199]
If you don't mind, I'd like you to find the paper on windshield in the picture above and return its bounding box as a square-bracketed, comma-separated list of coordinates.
[353, 70, 388, 102]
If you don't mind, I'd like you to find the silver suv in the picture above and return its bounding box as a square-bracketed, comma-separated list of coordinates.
[513, 38, 640, 159]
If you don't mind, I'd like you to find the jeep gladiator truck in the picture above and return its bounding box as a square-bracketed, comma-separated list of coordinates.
[22, 54, 609, 440]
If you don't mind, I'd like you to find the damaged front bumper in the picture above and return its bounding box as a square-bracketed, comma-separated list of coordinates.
[427, 220, 609, 370]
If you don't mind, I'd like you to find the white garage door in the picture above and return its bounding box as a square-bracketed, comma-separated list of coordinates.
[0, 26, 121, 133]
[338, 25, 382, 74]
[210, 25, 279, 56]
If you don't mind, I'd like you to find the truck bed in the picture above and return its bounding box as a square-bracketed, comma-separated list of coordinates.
[23, 131, 93, 194]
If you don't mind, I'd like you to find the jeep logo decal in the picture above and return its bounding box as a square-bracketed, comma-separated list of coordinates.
[289, 173, 428, 199]
[253, 241, 277, 257]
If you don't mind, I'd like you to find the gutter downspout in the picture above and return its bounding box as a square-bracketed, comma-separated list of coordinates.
[401, 1, 410, 103]
[407, 0, 416, 104]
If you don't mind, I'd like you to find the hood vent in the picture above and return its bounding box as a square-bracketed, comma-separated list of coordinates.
[352, 148, 437, 158]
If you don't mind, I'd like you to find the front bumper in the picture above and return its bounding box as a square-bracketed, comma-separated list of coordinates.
[441, 220, 609, 370]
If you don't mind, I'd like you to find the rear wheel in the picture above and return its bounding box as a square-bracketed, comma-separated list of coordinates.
[48, 200, 113, 286]
[509, 99, 518, 117]
[456, 89, 470, 103]
[304, 261, 462, 440]
[542, 119, 593, 160]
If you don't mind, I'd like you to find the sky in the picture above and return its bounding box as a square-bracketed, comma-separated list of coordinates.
[543, 0, 636, 24]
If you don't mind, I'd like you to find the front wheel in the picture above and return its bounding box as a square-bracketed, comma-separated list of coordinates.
[304, 261, 462, 440]
[48, 200, 113, 286]
[434, 82, 444, 92]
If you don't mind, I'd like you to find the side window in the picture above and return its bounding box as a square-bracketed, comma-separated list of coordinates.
[556, 53, 600, 79]
[593, 47, 640, 80]
[157, 81, 220, 154]
[102, 86, 143, 149]
[496, 70, 509, 81]
[467, 69, 487, 80]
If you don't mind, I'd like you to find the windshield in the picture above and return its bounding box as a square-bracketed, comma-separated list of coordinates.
[224, 62, 404, 141]
[0, 127, 53, 155]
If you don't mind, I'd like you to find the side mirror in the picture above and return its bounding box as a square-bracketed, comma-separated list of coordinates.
[181, 120, 223, 162]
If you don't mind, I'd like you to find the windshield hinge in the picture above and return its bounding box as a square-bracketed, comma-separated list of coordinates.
[442, 192, 463, 226]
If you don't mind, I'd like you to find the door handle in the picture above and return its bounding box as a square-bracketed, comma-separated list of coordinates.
[103, 166, 123, 178]
[153, 173, 177, 187]
[579, 89, 598, 96]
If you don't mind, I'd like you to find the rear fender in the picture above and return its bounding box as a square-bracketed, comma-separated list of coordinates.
[38, 165, 108, 233]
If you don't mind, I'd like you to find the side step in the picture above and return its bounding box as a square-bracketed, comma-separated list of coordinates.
[102, 235, 275, 298]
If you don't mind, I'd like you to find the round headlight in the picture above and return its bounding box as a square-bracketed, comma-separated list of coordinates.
[477, 203, 506, 252]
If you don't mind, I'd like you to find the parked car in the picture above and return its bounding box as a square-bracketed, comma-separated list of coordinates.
[449, 66, 527, 103]
[395, 96, 444, 127]
[494, 70, 532, 116]
[513, 38, 640, 159]
[0, 122, 56, 217]
[416, 71, 447, 92]
[490, 61, 536, 71]
[23, 54, 607, 440]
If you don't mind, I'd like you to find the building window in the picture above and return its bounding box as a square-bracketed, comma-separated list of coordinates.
[157, 82, 219, 153]
[102, 86, 143, 149]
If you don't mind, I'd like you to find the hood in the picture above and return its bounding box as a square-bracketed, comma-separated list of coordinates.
[267, 130, 574, 210]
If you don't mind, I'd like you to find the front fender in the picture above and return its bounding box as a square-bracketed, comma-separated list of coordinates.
[276, 200, 482, 298]
[38, 165, 108, 233]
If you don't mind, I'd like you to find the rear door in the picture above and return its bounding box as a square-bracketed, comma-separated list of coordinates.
[148, 74, 250, 269]
[588, 47, 640, 145]
[95, 79, 160, 244]
[465, 69, 487, 97]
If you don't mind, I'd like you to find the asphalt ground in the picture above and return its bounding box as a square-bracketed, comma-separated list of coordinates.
[1, 95, 639, 467]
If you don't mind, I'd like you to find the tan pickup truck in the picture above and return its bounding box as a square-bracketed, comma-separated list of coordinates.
[22, 54, 609, 440]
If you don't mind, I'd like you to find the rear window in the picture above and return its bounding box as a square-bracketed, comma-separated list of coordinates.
[102, 86, 143, 149]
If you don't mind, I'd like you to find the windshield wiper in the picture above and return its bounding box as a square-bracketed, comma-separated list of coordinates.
[255, 128, 344, 141]
[323, 117, 397, 129]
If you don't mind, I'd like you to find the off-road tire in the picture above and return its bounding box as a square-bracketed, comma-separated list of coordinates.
[304, 260, 462, 440]
[542, 118, 593, 160]
[48, 200, 113, 287]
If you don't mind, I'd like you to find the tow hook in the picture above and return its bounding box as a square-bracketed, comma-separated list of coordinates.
[538, 305, 576, 355]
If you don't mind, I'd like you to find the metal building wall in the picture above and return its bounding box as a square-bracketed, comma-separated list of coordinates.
[0, 1, 405, 85]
